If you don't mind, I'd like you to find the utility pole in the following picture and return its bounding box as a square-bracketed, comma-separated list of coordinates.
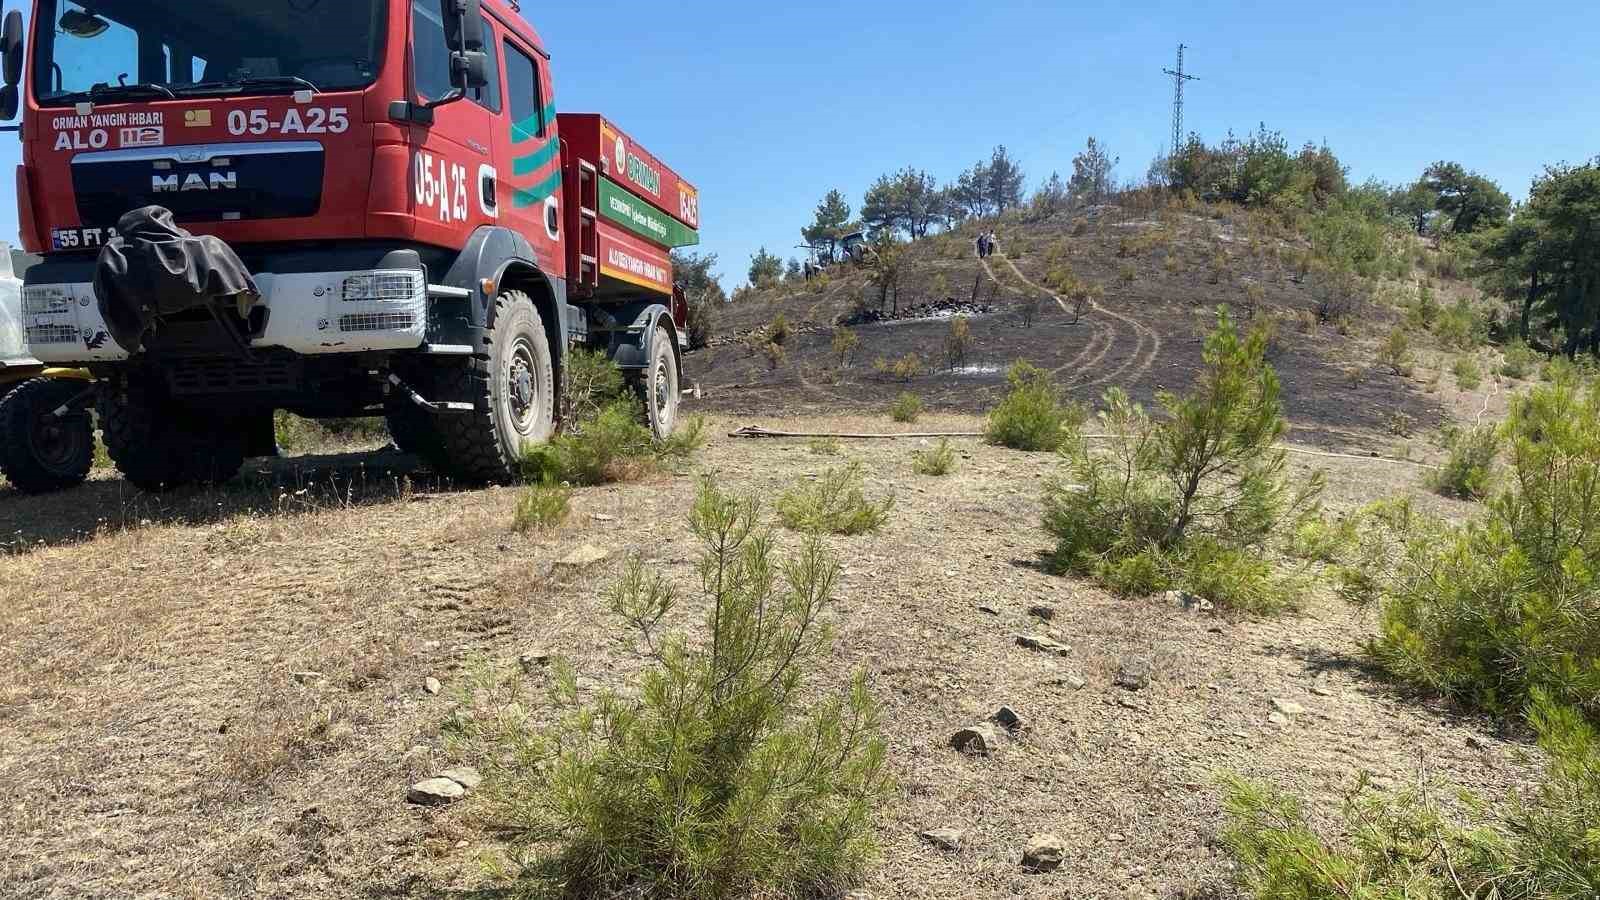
[1163, 44, 1199, 159]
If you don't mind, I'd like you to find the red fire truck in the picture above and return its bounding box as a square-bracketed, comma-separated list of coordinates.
[0, 0, 701, 491]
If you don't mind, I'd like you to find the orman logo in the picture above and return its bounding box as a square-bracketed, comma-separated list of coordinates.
[614, 135, 627, 172]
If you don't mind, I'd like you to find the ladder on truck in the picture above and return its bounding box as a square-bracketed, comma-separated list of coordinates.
[574, 158, 600, 292]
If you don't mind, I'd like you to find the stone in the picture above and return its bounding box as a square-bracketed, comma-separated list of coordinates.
[977, 604, 1001, 616]
[290, 671, 323, 685]
[1268, 712, 1290, 727]
[1028, 604, 1057, 621]
[1271, 698, 1308, 717]
[423, 677, 442, 696]
[1115, 659, 1153, 691]
[1021, 832, 1066, 873]
[919, 827, 966, 851]
[591, 513, 617, 522]
[1060, 675, 1088, 690]
[440, 766, 483, 790]
[1164, 590, 1215, 614]
[950, 724, 1003, 756]
[556, 544, 611, 569]
[991, 706, 1025, 732]
[407, 777, 466, 806]
[1310, 685, 1336, 698]
[518, 651, 553, 673]
[1016, 634, 1073, 657]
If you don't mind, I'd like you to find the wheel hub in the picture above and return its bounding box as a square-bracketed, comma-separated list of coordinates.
[506, 338, 541, 432]
[30, 414, 77, 468]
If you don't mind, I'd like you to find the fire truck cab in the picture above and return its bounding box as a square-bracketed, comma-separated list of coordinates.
[2, 0, 700, 490]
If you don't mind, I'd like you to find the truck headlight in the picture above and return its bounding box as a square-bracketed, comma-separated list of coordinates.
[341, 271, 424, 304]
[22, 286, 72, 316]
[21, 286, 79, 345]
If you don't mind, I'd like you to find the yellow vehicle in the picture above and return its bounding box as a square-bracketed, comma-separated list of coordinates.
[0, 364, 95, 493]
[2, 248, 94, 493]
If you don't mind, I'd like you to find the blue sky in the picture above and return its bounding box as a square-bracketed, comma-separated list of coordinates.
[3, 1, 1596, 289]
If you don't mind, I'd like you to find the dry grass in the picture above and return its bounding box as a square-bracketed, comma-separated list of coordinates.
[0, 416, 1532, 898]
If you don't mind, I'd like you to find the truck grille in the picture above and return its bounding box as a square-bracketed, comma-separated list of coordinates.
[25, 324, 79, 345]
[71, 141, 325, 229]
[166, 356, 298, 395]
[339, 312, 417, 333]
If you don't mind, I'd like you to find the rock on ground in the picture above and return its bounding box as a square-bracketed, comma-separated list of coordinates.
[407, 777, 466, 806]
[919, 827, 966, 851]
[1016, 634, 1073, 657]
[1021, 832, 1067, 873]
[950, 723, 1004, 756]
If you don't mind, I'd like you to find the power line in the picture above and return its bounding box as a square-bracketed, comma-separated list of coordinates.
[1162, 43, 1199, 158]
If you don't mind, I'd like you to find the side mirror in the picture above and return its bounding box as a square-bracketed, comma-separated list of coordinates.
[438, 0, 484, 53]
[453, 50, 488, 90]
[2, 10, 24, 89]
[0, 85, 16, 121]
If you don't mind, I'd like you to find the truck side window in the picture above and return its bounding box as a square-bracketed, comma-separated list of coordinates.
[504, 42, 544, 142]
[411, 0, 453, 102]
[413, 3, 499, 111]
[471, 19, 502, 112]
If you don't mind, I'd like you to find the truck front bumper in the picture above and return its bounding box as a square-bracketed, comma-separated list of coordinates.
[22, 252, 432, 365]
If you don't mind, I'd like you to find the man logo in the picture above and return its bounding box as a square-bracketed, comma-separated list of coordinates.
[153, 171, 238, 192]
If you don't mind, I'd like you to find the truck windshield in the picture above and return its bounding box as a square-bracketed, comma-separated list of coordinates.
[32, 0, 386, 107]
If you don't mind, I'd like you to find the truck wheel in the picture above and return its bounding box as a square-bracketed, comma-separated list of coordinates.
[98, 383, 245, 492]
[636, 325, 680, 439]
[437, 290, 554, 483]
[0, 377, 94, 494]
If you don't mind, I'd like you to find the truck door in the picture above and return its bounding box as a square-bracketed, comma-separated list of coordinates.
[498, 38, 565, 280]
[408, 0, 502, 249]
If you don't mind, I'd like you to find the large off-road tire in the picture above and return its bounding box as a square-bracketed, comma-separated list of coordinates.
[0, 377, 94, 494]
[635, 325, 680, 440]
[436, 290, 555, 483]
[98, 382, 245, 492]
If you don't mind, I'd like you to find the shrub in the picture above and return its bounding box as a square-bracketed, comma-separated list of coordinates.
[777, 462, 894, 536]
[1500, 340, 1538, 379]
[889, 392, 923, 423]
[512, 481, 572, 533]
[807, 437, 842, 456]
[831, 328, 860, 368]
[1118, 263, 1137, 288]
[1377, 328, 1414, 376]
[985, 361, 1083, 452]
[1344, 377, 1600, 723]
[1453, 355, 1483, 390]
[1017, 295, 1044, 328]
[1287, 514, 1357, 563]
[944, 316, 973, 368]
[460, 481, 893, 898]
[521, 396, 705, 488]
[911, 439, 957, 476]
[1221, 693, 1600, 900]
[873, 352, 925, 383]
[560, 348, 628, 426]
[1430, 424, 1499, 500]
[1043, 310, 1321, 614]
[766, 313, 791, 345]
[1434, 297, 1483, 350]
[761, 341, 787, 370]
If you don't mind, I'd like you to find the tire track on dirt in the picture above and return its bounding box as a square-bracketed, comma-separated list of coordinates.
[998, 255, 1164, 393]
[981, 255, 1161, 394]
[978, 256, 1117, 379]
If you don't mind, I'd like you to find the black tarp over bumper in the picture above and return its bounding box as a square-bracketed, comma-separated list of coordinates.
[94, 207, 259, 355]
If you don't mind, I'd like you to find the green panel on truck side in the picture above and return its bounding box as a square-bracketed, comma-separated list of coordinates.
[598, 177, 700, 249]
